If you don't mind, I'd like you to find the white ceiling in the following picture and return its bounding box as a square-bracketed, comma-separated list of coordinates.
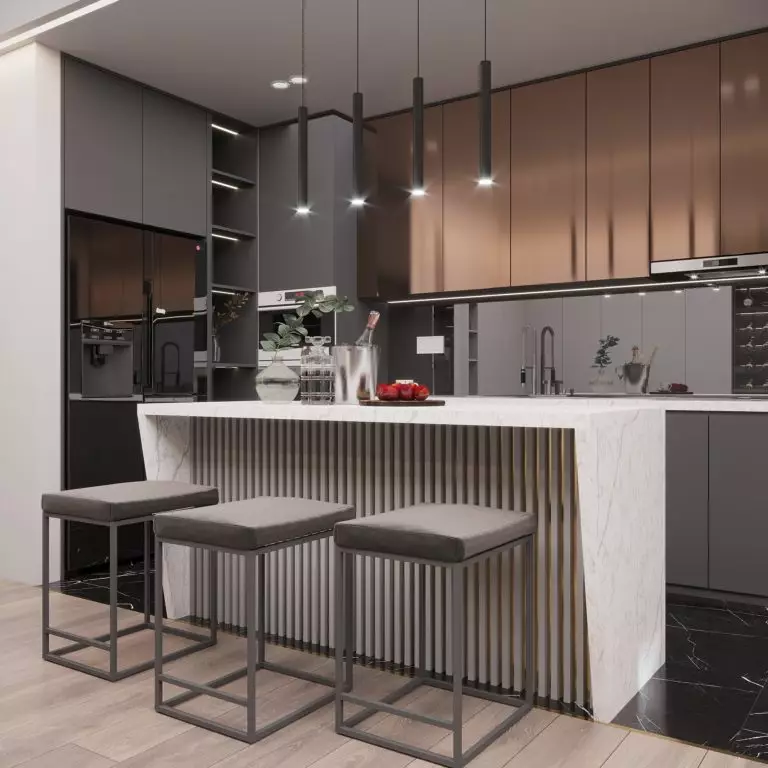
[38, 0, 768, 127]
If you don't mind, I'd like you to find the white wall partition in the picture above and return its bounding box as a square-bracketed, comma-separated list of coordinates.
[0, 43, 62, 583]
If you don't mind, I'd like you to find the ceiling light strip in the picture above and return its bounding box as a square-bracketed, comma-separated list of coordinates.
[387, 273, 768, 305]
[212, 179, 239, 190]
[211, 123, 239, 136]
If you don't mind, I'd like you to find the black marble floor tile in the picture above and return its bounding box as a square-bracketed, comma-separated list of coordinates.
[668, 603, 768, 639]
[51, 567, 155, 616]
[661, 624, 768, 693]
[669, 591, 768, 619]
[732, 683, 768, 761]
[614, 677, 758, 752]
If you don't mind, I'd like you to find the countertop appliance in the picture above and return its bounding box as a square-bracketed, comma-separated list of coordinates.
[65, 213, 207, 578]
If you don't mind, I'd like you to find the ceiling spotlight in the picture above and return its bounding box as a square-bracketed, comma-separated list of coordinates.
[295, 205, 311, 216]
[477, 177, 494, 187]
[688, 273, 699, 280]
[350, 197, 366, 207]
[290, 75, 308, 85]
[712, 286, 721, 291]
[410, 188, 427, 198]
[271, 80, 290, 90]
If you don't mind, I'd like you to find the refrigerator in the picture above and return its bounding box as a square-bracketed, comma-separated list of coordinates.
[65, 213, 207, 578]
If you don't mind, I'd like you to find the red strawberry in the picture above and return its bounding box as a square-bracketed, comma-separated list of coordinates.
[399, 383, 414, 401]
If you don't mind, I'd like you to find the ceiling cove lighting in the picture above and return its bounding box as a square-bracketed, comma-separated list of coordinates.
[212, 232, 240, 242]
[411, 0, 425, 198]
[211, 123, 239, 137]
[212, 179, 239, 190]
[296, 0, 310, 216]
[478, 0, 493, 187]
[350, 0, 366, 208]
[386, 273, 768, 305]
[0, 0, 120, 53]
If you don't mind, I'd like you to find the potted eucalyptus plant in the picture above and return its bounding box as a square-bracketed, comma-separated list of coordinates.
[590, 334, 619, 393]
[256, 293, 354, 401]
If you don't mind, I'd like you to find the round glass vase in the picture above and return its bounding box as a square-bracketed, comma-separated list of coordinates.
[589, 367, 614, 394]
[255, 353, 300, 402]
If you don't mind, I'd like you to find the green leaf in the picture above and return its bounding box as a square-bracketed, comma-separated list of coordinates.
[283, 313, 301, 327]
[261, 340, 276, 351]
[297, 306, 311, 318]
[312, 309, 322, 318]
[277, 323, 291, 337]
[264, 332, 280, 342]
[295, 326, 308, 336]
[343, 304, 355, 312]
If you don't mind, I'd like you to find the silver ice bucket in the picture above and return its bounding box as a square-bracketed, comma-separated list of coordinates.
[333, 344, 379, 404]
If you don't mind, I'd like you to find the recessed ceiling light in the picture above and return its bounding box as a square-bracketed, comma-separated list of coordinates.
[350, 197, 366, 207]
[477, 177, 494, 187]
[638, 292, 646, 296]
[410, 188, 427, 198]
[271, 80, 291, 90]
[295, 206, 311, 216]
[675, 289, 683, 294]
[603, 293, 611, 299]
[290, 75, 308, 85]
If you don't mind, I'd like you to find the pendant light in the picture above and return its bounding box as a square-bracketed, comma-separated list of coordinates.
[350, 0, 365, 207]
[478, 0, 493, 187]
[296, 0, 310, 216]
[411, 0, 425, 197]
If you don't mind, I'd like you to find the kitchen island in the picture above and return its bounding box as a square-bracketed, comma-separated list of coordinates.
[138, 397, 667, 723]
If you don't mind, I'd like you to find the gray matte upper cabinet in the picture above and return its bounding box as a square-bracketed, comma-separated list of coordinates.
[666, 413, 709, 589]
[709, 414, 768, 596]
[142, 90, 208, 236]
[64, 58, 143, 223]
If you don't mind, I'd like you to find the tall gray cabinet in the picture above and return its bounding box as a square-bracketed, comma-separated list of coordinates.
[63, 57, 208, 237]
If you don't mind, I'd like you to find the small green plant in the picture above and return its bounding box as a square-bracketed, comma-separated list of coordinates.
[260, 293, 354, 352]
[593, 335, 619, 370]
[214, 292, 250, 334]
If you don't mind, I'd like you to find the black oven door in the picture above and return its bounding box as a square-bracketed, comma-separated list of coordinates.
[259, 307, 335, 347]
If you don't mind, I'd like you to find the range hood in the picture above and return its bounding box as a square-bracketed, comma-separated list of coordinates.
[651, 253, 768, 281]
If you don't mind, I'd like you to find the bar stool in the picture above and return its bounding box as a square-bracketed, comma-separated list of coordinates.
[42, 480, 219, 681]
[333, 503, 536, 768]
[153, 496, 355, 744]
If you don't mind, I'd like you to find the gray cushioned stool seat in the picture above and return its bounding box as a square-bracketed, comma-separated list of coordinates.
[42, 480, 219, 523]
[334, 504, 536, 563]
[155, 496, 355, 551]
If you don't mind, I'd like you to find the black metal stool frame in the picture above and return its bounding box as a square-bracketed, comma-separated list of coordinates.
[42, 511, 214, 682]
[154, 530, 336, 744]
[334, 534, 535, 768]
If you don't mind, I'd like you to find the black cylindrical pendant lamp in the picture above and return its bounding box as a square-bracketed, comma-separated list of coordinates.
[478, 0, 493, 186]
[412, 75, 425, 195]
[297, 104, 309, 214]
[296, 0, 310, 215]
[351, 91, 365, 206]
[478, 59, 492, 185]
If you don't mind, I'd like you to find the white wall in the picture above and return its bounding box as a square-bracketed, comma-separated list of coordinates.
[0, 43, 62, 584]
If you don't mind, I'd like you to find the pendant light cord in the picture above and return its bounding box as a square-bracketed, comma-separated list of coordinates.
[416, 0, 420, 77]
[356, 0, 360, 91]
[301, 0, 306, 108]
[484, 0, 487, 59]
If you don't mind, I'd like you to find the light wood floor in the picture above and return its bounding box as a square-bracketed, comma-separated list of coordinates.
[0, 580, 759, 768]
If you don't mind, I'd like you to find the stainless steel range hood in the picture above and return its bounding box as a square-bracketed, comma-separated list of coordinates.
[650, 253, 768, 281]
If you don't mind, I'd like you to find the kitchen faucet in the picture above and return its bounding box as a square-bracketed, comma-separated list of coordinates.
[520, 325, 538, 396]
[540, 326, 557, 395]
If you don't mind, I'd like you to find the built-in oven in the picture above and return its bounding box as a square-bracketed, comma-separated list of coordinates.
[257, 286, 337, 375]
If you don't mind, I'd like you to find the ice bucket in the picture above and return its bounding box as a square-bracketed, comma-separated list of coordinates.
[332, 344, 379, 404]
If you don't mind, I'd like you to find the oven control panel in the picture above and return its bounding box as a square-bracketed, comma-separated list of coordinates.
[258, 286, 336, 309]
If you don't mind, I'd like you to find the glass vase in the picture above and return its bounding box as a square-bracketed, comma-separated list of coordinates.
[255, 354, 300, 402]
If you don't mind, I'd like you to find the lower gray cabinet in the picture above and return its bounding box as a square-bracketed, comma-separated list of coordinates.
[666, 413, 709, 588]
[709, 414, 768, 596]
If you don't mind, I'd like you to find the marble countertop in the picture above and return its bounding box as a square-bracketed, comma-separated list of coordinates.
[137, 395, 768, 430]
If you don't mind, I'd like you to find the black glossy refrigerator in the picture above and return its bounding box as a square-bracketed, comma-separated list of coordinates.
[65, 213, 207, 579]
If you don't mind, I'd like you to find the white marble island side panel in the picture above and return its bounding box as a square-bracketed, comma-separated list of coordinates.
[137, 397, 666, 722]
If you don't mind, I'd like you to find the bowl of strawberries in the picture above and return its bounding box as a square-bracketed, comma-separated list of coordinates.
[366, 380, 444, 406]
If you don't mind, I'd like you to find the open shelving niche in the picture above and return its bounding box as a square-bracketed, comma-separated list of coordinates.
[209, 119, 260, 400]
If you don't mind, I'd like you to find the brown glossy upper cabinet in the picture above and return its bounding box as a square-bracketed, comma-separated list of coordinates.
[443, 93, 511, 291]
[650, 45, 720, 262]
[586, 60, 650, 280]
[721, 32, 768, 256]
[510, 74, 586, 285]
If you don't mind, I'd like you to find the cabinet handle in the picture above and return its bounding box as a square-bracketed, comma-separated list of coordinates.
[608, 212, 615, 277]
[688, 198, 695, 261]
[570, 215, 577, 280]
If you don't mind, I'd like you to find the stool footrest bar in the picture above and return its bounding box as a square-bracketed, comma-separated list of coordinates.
[342, 676, 422, 729]
[159, 673, 248, 707]
[341, 692, 453, 729]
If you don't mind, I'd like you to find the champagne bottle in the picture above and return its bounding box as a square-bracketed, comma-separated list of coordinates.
[355, 311, 380, 346]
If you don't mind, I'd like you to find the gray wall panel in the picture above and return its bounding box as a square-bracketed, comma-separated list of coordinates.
[685, 286, 732, 394]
